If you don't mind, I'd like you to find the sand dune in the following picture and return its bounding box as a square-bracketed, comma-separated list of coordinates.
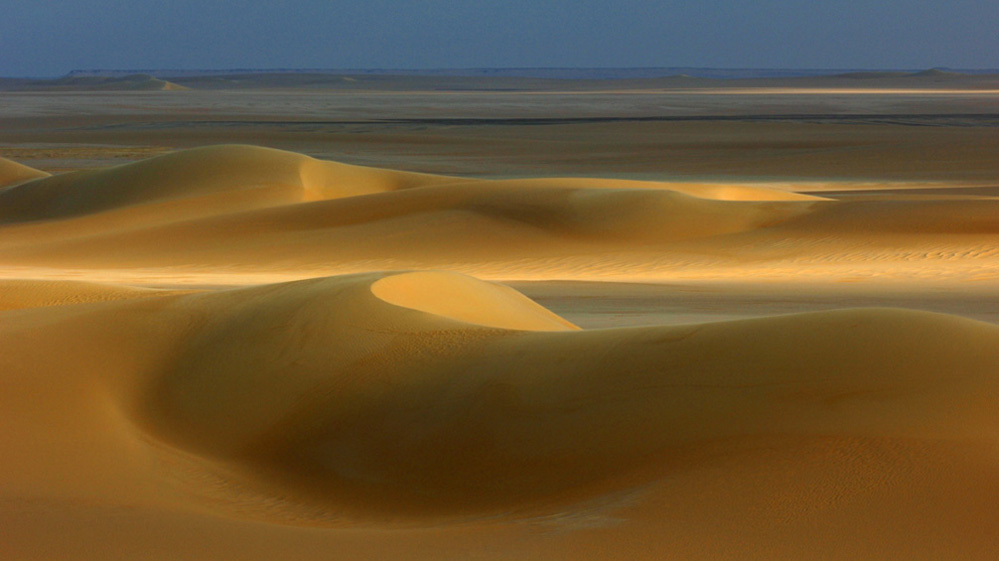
[0, 146, 821, 273]
[0, 146, 996, 285]
[2, 271, 998, 559]
[3, 141, 999, 559]
[0, 183, 818, 271]
[0, 145, 817, 226]
[0, 278, 189, 310]
[0, 157, 49, 188]
[0, 145, 458, 224]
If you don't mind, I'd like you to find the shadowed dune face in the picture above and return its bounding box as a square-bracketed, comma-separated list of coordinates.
[0, 145, 819, 228]
[0, 145, 825, 279]
[1, 264, 999, 558]
[469, 177, 826, 202]
[109, 272, 998, 516]
[0, 145, 460, 225]
[0, 182, 823, 277]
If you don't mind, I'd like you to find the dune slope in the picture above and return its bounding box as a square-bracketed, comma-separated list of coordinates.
[2, 272, 998, 559]
[0, 156, 50, 188]
[1, 146, 997, 284]
[0, 145, 459, 225]
[0, 278, 190, 310]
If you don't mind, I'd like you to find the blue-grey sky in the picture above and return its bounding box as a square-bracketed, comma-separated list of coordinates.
[2, 0, 996, 77]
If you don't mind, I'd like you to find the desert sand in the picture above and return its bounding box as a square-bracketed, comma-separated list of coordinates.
[2, 80, 999, 559]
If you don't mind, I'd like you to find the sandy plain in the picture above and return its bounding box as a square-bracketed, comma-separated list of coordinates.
[2, 76, 999, 560]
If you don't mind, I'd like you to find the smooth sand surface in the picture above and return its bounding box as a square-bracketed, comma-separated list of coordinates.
[0, 156, 50, 187]
[2, 85, 999, 559]
[3, 271, 999, 560]
[1, 145, 997, 286]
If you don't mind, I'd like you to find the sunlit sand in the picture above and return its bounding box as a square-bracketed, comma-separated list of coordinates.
[2, 82, 999, 559]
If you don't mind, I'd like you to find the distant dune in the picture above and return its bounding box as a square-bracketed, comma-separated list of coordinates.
[0, 156, 50, 187]
[1, 145, 997, 285]
[0, 145, 457, 223]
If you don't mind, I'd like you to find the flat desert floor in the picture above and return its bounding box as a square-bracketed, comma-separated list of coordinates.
[2, 81, 999, 559]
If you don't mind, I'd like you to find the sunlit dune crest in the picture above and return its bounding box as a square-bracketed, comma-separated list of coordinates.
[371, 271, 579, 330]
[0, 156, 50, 188]
[0, 145, 459, 223]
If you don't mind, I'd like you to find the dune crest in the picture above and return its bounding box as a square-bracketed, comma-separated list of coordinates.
[0, 145, 459, 224]
[0, 147, 827, 277]
[0, 156, 50, 188]
[4, 145, 996, 285]
[464, 176, 827, 202]
[371, 271, 578, 330]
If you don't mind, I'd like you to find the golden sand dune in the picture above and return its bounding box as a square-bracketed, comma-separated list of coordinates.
[2, 271, 998, 559]
[371, 271, 579, 330]
[1, 184, 811, 267]
[0, 146, 820, 272]
[0, 145, 996, 285]
[452, 176, 826, 201]
[3, 142, 999, 558]
[0, 278, 189, 310]
[0, 145, 815, 227]
[0, 145, 456, 224]
[0, 156, 50, 188]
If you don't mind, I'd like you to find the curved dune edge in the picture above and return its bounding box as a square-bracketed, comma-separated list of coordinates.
[0, 146, 824, 275]
[0, 156, 50, 189]
[458, 176, 829, 201]
[0, 145, 820, 227]
[0, 145, 463, 224]
[2, 271, 999, 558]
[3, 145, 999, 287]
[371, 271, 578, 331]
[137, 273, 999, 512]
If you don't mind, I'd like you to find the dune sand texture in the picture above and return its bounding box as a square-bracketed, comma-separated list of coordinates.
[3, 271, 999, 560]
[0, 156, 50, 188]
[2, 145, 998, 285]
[2, 144, 999, 559]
